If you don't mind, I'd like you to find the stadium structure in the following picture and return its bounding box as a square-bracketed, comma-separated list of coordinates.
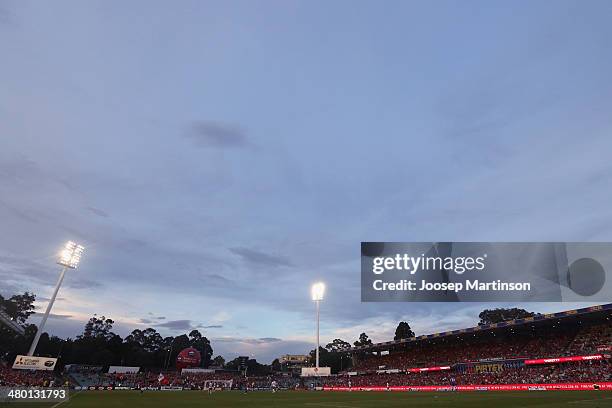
[0, 306, 24, 336]
[1, 304, 610, 395]
[327, 303, 611, 392]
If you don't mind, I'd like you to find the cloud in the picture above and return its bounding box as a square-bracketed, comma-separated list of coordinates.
[0, 4, 12, 25]
[202, 273, 235, 284]
[0, 282, 27, 298]
[32, 312, 73, 320]
[213, 337, 282, 345]
[0, 154, 77, 193]
[186, 121, 248, 149]
[0, 254, 60, 290]
[140, 316, 167, 325]
[229, 247, 292, 267]
[211, 311, 231, 323]
[65, 279, 103, 290]
[86, 206, 109, 218]
[155, 319, 194, 331]
[0, 200, 39, 223]
[257, 337, 282, 343]
[0, 156, 36, 181]
[2, 1, 612, 364]
[150, 319, 222, 332]
[37, 297, 66, 302]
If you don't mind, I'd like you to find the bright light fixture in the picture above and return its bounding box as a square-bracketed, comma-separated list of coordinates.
[57, 241, 85, 269]
[311, 282, 325, 301]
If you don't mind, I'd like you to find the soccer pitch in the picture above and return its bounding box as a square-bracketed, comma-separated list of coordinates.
[17, 390, 612, 408]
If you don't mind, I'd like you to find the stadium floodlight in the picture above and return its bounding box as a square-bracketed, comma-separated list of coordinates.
[311, 282, 325, 372]
[311, 282, 325, 301]
[27, 241, 85, 356]
[58, 241, 85, 269]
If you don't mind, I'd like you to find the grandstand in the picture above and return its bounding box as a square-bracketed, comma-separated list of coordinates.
[0, 365, 71, 388]
[323, 304, 611, 390]
[65, 365, 105, 388]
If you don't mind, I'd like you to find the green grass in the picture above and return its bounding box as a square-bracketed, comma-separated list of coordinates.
[10, 390, 612, 408]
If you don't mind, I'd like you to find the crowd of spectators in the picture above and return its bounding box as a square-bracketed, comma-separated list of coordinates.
[350, 324, 608, 372]
[78, 370, 299, 390]
[92, 371, 233, 388]
[520, 333, 576, 357]
[233, 375, 299, 390]
[350, 338, 524, 371]
[568, 324, 612, 355]
[323, 360, 611, 388]
[0, 365, 297, 390]
[0, 365, 69, 387]
[2, 359, 609, 390]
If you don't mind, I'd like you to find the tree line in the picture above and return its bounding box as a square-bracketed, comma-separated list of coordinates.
[0, 292, 216, 370]
[1, 291, 537, 373]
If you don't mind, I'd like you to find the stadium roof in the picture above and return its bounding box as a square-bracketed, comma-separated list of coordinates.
[348, 304, 612, 353]
[0, 306, 25, 335]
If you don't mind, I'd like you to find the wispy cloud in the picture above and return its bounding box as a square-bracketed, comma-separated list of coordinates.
[155, 320, 194, 331]
[214, 337, 282, 345]
[37, 297, 66, 302]
[86, 206, 109, 218]
[0, 4, 12, 25]
[32, 312, 73, 320]
[185, 121, 248, 149]
[229, 247, 292, 268]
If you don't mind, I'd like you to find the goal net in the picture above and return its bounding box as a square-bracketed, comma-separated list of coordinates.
[204, 380, 233, 390]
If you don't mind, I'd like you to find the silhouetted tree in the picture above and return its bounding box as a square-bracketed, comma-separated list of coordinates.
[353, 332, 373, 347]
[394, 322, 415, 340]
[0, 292, 225, 371]
[478, 308, 539, 325]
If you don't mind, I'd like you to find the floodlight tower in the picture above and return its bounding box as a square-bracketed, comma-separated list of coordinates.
[311, 282, 325, 371]
[27, 241, 85, 356]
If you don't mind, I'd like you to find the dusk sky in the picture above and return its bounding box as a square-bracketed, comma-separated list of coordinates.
[1, 0, 612, 363]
